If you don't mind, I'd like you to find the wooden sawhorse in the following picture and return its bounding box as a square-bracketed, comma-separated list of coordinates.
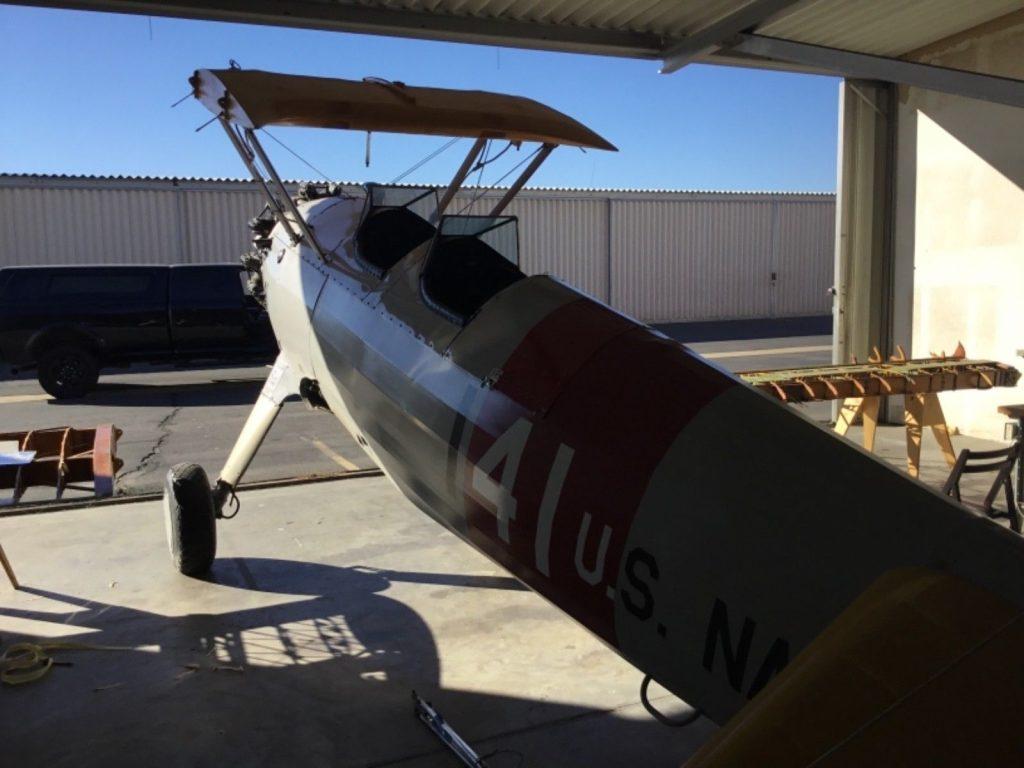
[835, 392, 957, 478]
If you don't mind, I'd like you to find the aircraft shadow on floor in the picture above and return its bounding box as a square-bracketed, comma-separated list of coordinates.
[2, 557, 713, 767]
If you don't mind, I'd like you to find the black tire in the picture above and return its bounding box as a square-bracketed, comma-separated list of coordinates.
[37, 345, 99, 399]
[164, 463, 217, 576]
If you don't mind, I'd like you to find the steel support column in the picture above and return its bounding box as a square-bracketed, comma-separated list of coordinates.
[832, 80, 898, 421]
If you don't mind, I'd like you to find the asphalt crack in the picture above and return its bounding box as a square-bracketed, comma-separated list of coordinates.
[118, 403, 183, 492]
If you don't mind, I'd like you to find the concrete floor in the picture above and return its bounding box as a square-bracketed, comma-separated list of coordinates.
[0, 476, 716, 767]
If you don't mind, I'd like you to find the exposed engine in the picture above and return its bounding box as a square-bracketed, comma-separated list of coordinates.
[241, 204, 276, 306]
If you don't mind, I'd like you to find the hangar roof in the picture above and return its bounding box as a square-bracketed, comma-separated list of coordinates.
[16, 0, 1024, 67]
[755, 0, 1021, 57]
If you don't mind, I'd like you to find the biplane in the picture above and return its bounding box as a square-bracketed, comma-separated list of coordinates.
[166, 68, 1024, 765]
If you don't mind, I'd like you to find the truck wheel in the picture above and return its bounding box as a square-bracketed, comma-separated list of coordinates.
[37, 346, 99, 399]
[164, 463, 217, 576]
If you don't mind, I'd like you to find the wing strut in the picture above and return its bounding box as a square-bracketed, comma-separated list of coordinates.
[436, 137, 487, 220]
[218, 116, 300, 245]
[217, 116, 328, 261]
[245, 128, 328, 260]
[490, 143, 554, 216]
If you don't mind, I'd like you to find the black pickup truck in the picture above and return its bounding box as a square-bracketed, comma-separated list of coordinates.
[0, 264, 277, 398]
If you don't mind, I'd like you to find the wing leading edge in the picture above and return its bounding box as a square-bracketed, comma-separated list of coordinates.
[190, 68, 616, 150]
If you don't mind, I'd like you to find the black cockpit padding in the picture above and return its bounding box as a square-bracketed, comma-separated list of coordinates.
[421, 236, 525, 323]
[356, 208, 436, 275]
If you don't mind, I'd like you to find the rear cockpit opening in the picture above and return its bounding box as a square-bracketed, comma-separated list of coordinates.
[355, 185, 438, 278]
[421, 216, 525, 326]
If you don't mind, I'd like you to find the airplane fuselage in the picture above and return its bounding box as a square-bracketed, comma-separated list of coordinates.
[263, 195, 1024, 724]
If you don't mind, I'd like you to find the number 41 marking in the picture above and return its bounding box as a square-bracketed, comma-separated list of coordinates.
[470, 418, 608, 585]
[470, 418, 532, 544]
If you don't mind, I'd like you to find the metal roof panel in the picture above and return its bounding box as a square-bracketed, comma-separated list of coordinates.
[317, 0, 1023, 51]
[760, 0, 1023, 56]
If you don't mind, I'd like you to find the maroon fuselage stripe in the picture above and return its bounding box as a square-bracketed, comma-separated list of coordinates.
[461, 298, 736, 644]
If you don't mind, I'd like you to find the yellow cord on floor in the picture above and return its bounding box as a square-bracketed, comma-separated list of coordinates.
[1, 641, 134, 685]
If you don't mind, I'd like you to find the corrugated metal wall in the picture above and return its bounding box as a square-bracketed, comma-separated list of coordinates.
[0, 176, 834, 323]
[611, 198, 779, 322]
[451, 191, 612, 303]
[183, 188, 267, 264]
[0, 184, 181, 265]
[774, 199, 836, 317]
[608, 195, 836, 322]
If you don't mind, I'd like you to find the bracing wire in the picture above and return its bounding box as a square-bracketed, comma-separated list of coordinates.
[170, 90, 193, 108]
[259, 129, 335, 184]
[473, 139, 492, 190]
[472, 140, 515, 173]
[454, 145, 542, 216]
[390, 137, 461, 184]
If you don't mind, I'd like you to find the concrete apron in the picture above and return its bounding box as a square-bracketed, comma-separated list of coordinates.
[0, 475, 714, 768]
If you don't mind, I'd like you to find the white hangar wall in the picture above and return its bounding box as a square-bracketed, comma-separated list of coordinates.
[0, 175, 834, 325]
[892, 17, 1024, 441]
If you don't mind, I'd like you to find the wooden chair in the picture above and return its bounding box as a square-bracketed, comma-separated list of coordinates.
[942, 442, 1022, 533]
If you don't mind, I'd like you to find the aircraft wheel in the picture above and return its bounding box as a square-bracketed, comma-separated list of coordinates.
[163, 463, 217, 576]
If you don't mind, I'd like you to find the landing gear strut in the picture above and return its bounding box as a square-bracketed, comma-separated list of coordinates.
[162, 354, 299, 575]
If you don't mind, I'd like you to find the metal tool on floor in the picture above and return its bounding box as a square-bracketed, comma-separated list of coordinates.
[413, 691, 488, 767]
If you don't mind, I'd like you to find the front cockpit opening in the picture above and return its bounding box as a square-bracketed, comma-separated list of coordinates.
[355, 185, 438, 278]
[421, 216, 524, 325]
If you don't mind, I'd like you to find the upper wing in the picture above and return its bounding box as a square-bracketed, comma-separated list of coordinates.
[190, 68, 616, 150]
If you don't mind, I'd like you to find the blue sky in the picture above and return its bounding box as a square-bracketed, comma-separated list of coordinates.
[0, 5, 840, 191]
